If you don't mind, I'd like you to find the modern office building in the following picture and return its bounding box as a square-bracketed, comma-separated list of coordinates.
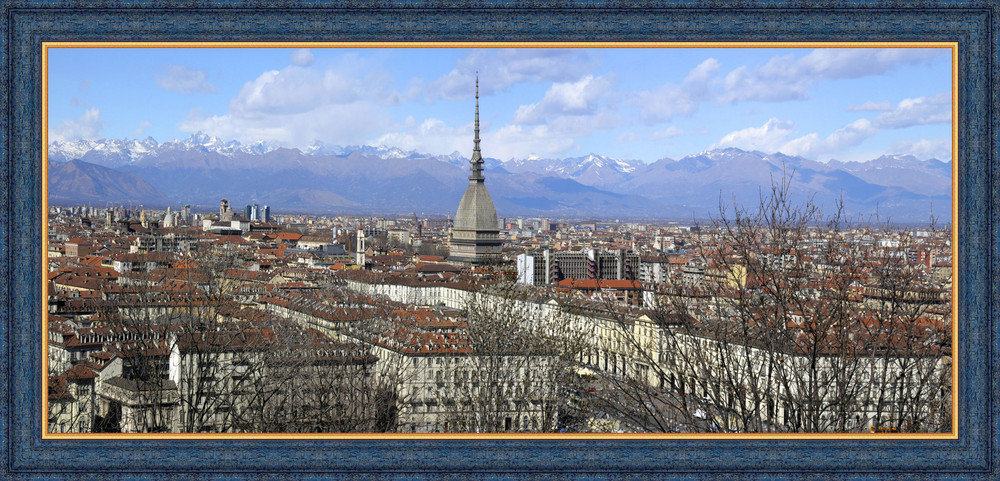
[517, 248, 640, 286]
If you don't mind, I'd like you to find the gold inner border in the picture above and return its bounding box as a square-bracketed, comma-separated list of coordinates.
[40, 41, 960, 441]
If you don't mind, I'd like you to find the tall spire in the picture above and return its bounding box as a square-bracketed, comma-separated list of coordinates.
[470, 72, 484, 181]
[474, 74, 480, 153]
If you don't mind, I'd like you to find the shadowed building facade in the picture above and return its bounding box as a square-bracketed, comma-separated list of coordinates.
[449, 77, 502, 265]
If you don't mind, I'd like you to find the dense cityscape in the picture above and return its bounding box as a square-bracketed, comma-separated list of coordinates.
[45, 195, 954, 434]
[46, 79, 952, 435]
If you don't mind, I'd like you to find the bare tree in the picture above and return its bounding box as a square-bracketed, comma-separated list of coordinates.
[592, 174, 951, 433]
[219, 322, 389, 433]
[416, 241, 449, 258]
[855, 220, 952, 433]
[440, 282, 588, 433]
[89, 246, 385, 433]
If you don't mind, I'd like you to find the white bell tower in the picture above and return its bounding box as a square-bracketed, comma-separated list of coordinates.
[355, 225, 366, 266]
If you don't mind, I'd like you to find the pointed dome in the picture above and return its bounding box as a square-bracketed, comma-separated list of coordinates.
[454, 182, 498, 231]
[450, 75, 502, 265]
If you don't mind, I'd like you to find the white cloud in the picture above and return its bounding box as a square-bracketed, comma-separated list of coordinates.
[229, 65, 397, 116]
[874, 92, 950, 128]
[131, 120, 152, 137]
[779, 119, 877, 158]
[290, 49, 315, 67]
[230, 68, 328, 116]
[720, 48, 945, 104]
[549, 110, 622, 134]
[720, 55, 808, 103]
[616, 132, 638, 143]
[513, 74, 615, 125]
[798, 48, 941, 79]
[180, 100, 390, 149]
[524, 110, 620, 157]
[889, 138, 951, 161]
[489, 123, 579, 160]
[475, 72, 623, 158]
[372, 117, 471, 156]
[428, 49, 598, 100]
[155, 65, 218, 94]
[649, 125, 684, 140]
[636, 58, 720, 123]
[711, 117, 877, 160]
[712, 118, 795, 152]
[50, 107, 105, 142]
[178, 64, 399, 147]
[179, 56, 617, 158]
[847, 100, 892, 112]
[714, 91, 951, 160]
[375, 107, 621, 161]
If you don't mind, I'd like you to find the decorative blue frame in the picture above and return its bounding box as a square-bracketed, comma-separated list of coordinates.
[1, 1, 995, 479]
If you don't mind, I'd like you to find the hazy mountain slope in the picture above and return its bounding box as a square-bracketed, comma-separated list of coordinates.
[48, 159, 171, 206]
[828, 155, 951, 197]
[47, 136, 951, 221]
[504, 154, 645, 191]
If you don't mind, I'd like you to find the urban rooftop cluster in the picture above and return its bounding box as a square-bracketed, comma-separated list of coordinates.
[46, 196, 952, 434]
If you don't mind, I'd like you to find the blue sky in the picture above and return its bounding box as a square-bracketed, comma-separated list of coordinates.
[47, 46, 952, 163]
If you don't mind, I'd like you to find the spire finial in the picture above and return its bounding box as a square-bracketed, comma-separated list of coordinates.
[469, 74, 483, 182]
[470, 73, 484, 182]
[474, 72, 480, 152]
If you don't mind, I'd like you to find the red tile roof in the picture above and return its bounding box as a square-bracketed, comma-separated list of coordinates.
[64, 363, 98, 380]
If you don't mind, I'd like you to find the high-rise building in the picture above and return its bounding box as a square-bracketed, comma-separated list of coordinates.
[262, 205, 271, 223]
[448, 76, 502, 265]
[516, 248, 640, 286]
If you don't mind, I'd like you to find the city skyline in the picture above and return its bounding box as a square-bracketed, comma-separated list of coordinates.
[43, 51, 956, 437]
[48, 45, 953, 164]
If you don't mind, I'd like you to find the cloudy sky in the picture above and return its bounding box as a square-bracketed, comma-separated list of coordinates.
[47, 46, 952, 163]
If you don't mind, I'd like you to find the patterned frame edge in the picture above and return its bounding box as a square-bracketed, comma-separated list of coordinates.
[1, 1, 995, 479]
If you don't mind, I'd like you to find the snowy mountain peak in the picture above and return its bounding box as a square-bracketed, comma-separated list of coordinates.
[335, 144, 420, 159]
[695, 147, 753, 159]
[48, 134, 438, 164]
[186, 131, 214, 145]
[871, 153, 921, 164]
[45, 136, 949, 222]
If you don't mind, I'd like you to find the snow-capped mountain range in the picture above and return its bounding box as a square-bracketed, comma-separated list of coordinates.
[46, 134, 951, 222]
[48, 133, 434, 166]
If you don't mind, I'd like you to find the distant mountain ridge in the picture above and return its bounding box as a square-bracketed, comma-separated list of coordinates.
[47, 134, 951, 222]
[48, 159, 171, 206]
[48, 134, 428, 166]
